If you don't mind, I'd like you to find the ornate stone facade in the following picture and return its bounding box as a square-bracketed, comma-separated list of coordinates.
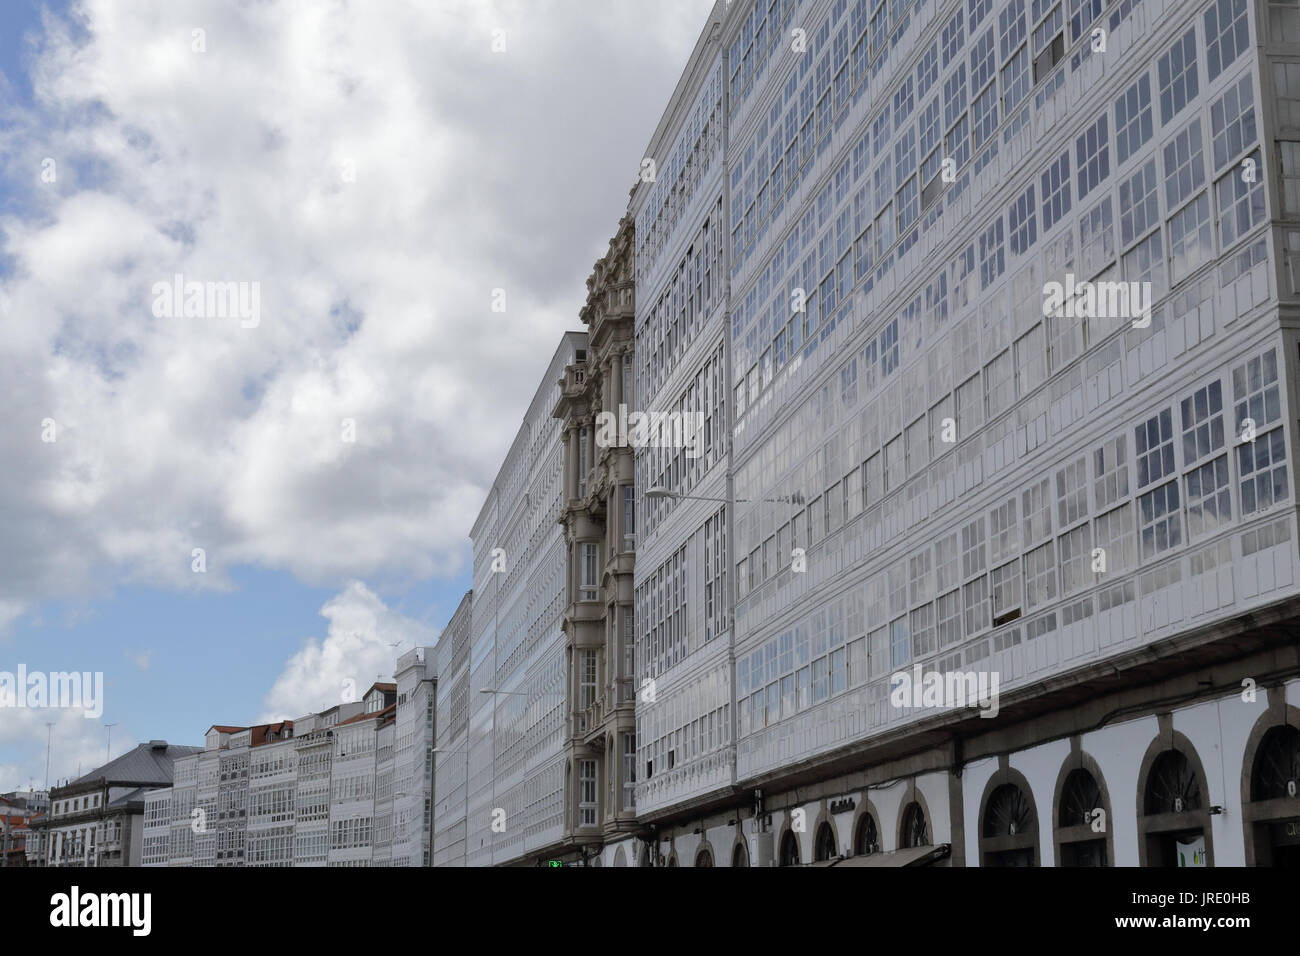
[554, 212, 639, 859]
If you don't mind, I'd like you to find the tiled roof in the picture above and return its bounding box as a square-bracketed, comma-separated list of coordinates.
[249, 720, 294, 747]
[106, 787, 150, 812]
[335, 703, 396, 727]
[71, 741, 203, 787]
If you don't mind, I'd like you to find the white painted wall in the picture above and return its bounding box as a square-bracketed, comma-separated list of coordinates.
[1010, 736, 1071, 867]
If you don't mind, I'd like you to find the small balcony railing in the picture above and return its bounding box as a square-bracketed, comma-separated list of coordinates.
[616, 678, 636, 705]
[583, 697, 604, 734]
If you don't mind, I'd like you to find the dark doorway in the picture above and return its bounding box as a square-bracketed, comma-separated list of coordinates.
[814, 822, 838, 862]
[855, 813, 879, 856]
[1145, 828, 1206, 868]
[900, 802, 929, 848]
[1060, 839, 1107, 867]
[779, 829, 801, 867]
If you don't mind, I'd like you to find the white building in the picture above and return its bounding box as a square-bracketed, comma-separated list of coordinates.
[292, 704, 360, 866]
[168, 753, 198, 866]
[192, 731, 224, 866]
[326, 684, 395, 866]
[618, 0, 1300, 868]
[376, 717, 397, 864]
[248, 728, 297, 867]
[136, 698, 461, 866]
[466, 332, 583, 865]
[613, 1, 735, 868]
[433, 591, 472, 867]
[393, 646, 437, 866]
[141, 788, 172, 867]
[216, 729, 251, 866]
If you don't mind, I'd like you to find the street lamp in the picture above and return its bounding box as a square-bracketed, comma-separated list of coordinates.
[43, 722, 55, 792]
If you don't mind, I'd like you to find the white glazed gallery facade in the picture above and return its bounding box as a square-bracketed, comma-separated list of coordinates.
[590, 0, 1300, 866]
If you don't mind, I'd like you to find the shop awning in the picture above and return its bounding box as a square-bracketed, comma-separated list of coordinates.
[824, 844, 951, 867]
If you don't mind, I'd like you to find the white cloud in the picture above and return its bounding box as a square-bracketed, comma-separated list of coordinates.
[0, 704, 118, 792]
[258, 580, 439, 721]
[0, 0, 713, 624]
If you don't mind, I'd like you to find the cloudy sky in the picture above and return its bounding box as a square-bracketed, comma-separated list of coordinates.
[0, 0, 712, 790]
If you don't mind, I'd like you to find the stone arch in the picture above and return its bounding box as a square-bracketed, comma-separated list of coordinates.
[777, 824, 802, 866]
[813, 818, 839, 862]
[1050, 746, 1115, 866]
[612, 845, 627, 867]
[1240, 698, 1300, 866]
[1135, 727, 1215, 867]
[731, 836, 751, 867]
[809, 802, 836, 859]
[977, 766, 1040, 867]
[896, 780, 934, 849]
[851, 797, 883, 856]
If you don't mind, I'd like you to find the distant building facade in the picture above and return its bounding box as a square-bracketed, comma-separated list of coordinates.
[433, 590, 472, 866]
[293, 704, 361, 866]
[467, 333, 584, 865]
[393, 648, 436, 866]
[248, 729, 297, 867]
[141, 787, 171, 867]
[1, 792, 44, 867]
[327, 683, 395, 866]
[31, 740, 201, 867]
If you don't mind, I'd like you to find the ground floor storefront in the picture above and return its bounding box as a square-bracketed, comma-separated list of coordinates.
[593, 638, 1300, 867]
